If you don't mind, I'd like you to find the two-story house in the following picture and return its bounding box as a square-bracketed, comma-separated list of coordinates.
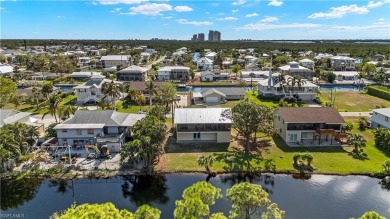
[277, 61, 313, 80]
[174, 108, 232, 143]
[54, 110, 145, 152]
[274, 107, 345, 146]
[197, 57, 213, 71]
[117, 65, 149, 81]
[74, 75, 122, 104]
[371, 108, 390, 129]
[100, 55, 130, 68]
[200, 71, 230, 82]
[157, 66, 191, 81]
[330, 56, 356, 71]
[298, 59, 315, 70]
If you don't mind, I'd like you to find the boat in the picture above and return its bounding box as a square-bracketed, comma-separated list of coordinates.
[176, 84, 187, 88]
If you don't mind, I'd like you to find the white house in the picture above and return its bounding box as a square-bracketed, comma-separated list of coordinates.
[277, 61, 313, 80]
[157, 66, 190, 81]
[0, 63, 14, 75]
[197, 87, 246, 103]
[74, 75, 122, 104]
[240, 71, 268, 82]
[334, 71, 358, 81]
[140, 52, 152, 61]
[100, 55, 130, 68]
[258, 73, 318, 101]
[205, 52, 217, 61]
[117, 65, 149, 81]
[200, 71, 230, 82]
[298, 59, 315, 70]
[69, 71, 103, 79]
[54, 110, 145, 152]
[0, 109, 44, 136]
[174, 108, 232, 143]
[330, 56, 356, 71]
[371, 108, 390, 129]
[197, 57, 213, 71]
[274, 107, 345, 146]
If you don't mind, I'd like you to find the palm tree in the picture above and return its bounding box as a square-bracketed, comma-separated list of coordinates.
[41, 83, 54, 99]
[197, 155, 214, 174]
[249, 72, 256, 94]
[347, 134, 366, 154]
[10, 95, 21, 109]
[101, 81, 121, 111]
[128, 88, 138, 101]
[135, 94, 146, 111]
[42, 95, 62, 123]
[97, 96, 110, 110]
[58, 105, 76, 121]
[145, 80, 158, 106]
[295, 76, 307, 95]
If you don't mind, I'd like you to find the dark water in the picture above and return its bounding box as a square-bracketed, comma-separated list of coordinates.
[1, 174, 390, 219]
[319, 85, 360, 91]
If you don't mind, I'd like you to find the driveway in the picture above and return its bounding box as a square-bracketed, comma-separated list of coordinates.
[32, 114, 59, 128]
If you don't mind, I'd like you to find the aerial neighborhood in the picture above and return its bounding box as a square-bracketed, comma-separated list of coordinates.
[1, 38, 390, 218]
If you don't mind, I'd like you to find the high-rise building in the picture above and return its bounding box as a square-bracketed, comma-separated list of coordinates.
[191, 34, 197, 42]
[208, 30, 221, 42]
[198, 33, 205, 42]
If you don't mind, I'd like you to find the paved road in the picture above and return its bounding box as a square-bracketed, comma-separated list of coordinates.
[339, 112, 372, 117]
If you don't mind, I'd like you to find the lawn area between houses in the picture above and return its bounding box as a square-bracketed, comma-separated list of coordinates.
[157, 117, 389, 175]
[116, 100, 152, 113]
[319, 91, 390, 112]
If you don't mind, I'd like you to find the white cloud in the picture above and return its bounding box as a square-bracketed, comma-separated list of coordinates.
[366, 0, 389, 8]
[211, 3, 219, 6]
[217, 16, 238, 21]
[232, 0, 246, 6]
[245, 13, 259, 18]
[128, 3, 172, 15]
[308, 4, 369, 19]
[268, 0, 283, 6]
[260, 16, 278, 22]
[176, 19, 213, 26]
[174, 6, 193, 12]
[232, 9, 239, 13]
[97, 0, 148, 5]
[162, 16, 172, 19]
[57, 15, 65, 19]
[110, 7, 122, 12]
[378, 18, 385, 21]
[239, 22, 320, 30]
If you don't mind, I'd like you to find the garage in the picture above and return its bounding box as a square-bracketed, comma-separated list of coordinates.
[205, 96, 219, 103]
[201, 133, 217, 141]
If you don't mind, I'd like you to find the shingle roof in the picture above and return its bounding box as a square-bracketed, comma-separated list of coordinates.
[0, 109, 32, 127]
[62, 110, 143, 127]
[278, 107, 345, 123]
[201, 88, 226, 97]
[174, 108, 232, 124]
[202, 87, 246, 96]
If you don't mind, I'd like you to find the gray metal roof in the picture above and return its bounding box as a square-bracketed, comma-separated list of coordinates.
[201, 87, 246, 96]
[53, 123, 106, 129]
[61, 110, 143, 127]
[201, 88, 226, 97]
[174, 108, 231, 124]
[0, 109, 32, 127]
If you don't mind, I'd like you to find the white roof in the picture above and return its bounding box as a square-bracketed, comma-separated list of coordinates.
[192, 92, 203, 98]
[158, 66, 190, 71]
[299, 58, 314, 63]
[333, 71, 358, 76]
[241, 71, 268, 76]
[0, 64, 14, 74]
[70, 72, 101, 78]
[119, 65, 148, 73]
[331, 56, 355, 61]
[202, 88, 226, 97]
[122, 114, 146, 126]
[53, 123, 106, 129]
[205, 52, 217, 57]
[101, 55, 130, 61]
[197, 57, 213, 64]
[373, 108, 390, 116]
[174, 108, 232, 124]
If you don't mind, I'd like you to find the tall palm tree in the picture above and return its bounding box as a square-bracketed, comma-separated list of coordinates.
[145, 80, 158, 106]
[135, 94, 146, 111]
[287, 76, 297, 95]
[97, 96, 110, 110]
[295, 76, 307, 95]
[347, 134, 366, 154]
[249, 72, 256, 94]
[101, 81, 121, 111]
[42, 95, 62, 123]
[58, 105, 76, 121]
[128, 88, 138, 101]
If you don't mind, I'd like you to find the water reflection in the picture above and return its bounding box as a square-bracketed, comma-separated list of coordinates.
[48, 179, 73, 195]
[380, 177, 390, 191]
[219, 173, 275, 194]
[0, 177, 43, 210]
[121, 174, 169, 206]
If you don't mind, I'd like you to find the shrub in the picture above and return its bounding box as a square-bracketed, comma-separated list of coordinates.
[366, 86, 390, 101]
[358, 117, 367, 131]
[372, 128, 390, 151]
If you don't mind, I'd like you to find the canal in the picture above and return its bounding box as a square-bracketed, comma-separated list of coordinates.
[1, 174, 389, 218]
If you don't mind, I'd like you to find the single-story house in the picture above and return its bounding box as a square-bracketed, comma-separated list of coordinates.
[371, 108, 390, 129]
[200, 71, 230, 82]
[0, 109, 45, 136]
[69, 71, 103, 79]
[174, 108, 232, 143]
[193, 87, 246, 103]
[334, 71, 358, 81]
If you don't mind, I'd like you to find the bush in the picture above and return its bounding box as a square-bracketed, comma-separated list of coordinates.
[372, 128, 390, 151]
[313, 97, 322, 104]
[358, 117, 367, 131]
[366, 86, 390, 101]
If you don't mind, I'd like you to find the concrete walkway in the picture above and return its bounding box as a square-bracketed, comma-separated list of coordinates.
[339, 112, 372, 117]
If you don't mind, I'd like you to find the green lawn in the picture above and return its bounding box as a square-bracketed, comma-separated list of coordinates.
[157, 118, 390, 175]
[319, 91, 390, 112]
[116, 100, 152, 113]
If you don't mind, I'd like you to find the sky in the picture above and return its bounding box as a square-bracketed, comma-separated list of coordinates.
[1, 0, 389, 40]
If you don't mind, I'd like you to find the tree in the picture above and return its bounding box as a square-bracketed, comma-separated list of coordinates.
[51, 202, 161, 219]
[58, 105, 76, 121]
[347, 134, 366, 154]
[358, 211, 386, 219]
[223, 100, 273, 155]
[41, 82, 54, 99]
[147, 105, 168, 122]
[135, 94, 146, 111]
[372, 128, 390, 151]
[42, 95, 62, 123]
[174, 181, 223, 219]
[382, 160, 390, 176]
[128, 88, 138, 101]
[146, 80, 158, 106]
[121, 115, 166, 171]
[102, 80, 122, 111]
[0, 77, 17, 108]
[226, 182, 271, 219]
[232, 64, 241, 74]
[341, 122, 353, 133]
[373, 68, 386, 85]
[261, 203, 285, 219]
[295, 76, 306, 95]
[45, 123, 59, 138]
[197, 155, 214, 174]
[158, 83, 177, 126]
[249, 72, 256, 94]
[9, 95, 21, 109]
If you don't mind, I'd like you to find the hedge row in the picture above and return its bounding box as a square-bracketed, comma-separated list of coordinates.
[366, 86, 390, 101]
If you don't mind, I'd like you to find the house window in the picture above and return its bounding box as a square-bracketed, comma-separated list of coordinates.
[385, 117, 389, 122]
[76, 129, 82, 135]
[279, 129, 282, 133]
[289, 134, 297, 142]
[87, 129, 94, 135]
[301, 132, 309, 139]
[62, 129, 67, 133]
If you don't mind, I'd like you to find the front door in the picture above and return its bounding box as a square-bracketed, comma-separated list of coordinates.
[193, 133, 201, 140]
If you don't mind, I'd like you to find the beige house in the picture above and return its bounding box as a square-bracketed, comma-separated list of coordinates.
[274, 107, 345, 146]
[174, 108, 231, 143]
[100, 55, 130, 68]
